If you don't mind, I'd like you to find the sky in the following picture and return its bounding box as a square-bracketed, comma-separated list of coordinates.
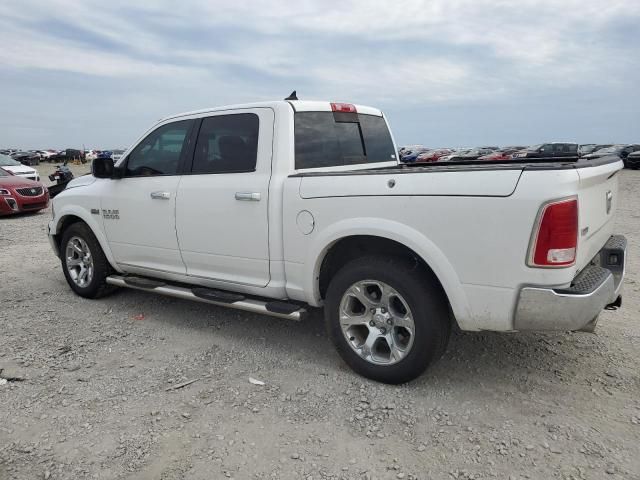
[1, 0, 639, 149]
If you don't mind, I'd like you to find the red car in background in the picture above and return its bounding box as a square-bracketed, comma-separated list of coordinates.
[477, 147, 525, 161]
[415, 148, 453, 163]
[0, 167, 49, 215]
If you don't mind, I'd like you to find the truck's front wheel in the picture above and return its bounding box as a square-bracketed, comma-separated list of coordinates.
[325, 256, 450, 384]
[60, 222, 115, 299]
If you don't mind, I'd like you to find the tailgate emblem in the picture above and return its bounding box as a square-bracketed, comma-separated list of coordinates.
[606, 191, 612, 214]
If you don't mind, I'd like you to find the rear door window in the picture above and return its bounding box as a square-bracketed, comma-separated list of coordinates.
[295, 112, 396, 169]
[191, 113, 259, 174]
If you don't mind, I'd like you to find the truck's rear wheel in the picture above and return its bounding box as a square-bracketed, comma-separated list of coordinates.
[60, 222, 115, 299]
[325, 256, 450, 384]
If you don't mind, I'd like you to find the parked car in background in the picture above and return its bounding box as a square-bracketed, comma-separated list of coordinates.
[400, 145, 428, 155]
[111, 149, 126, 162]
[438, 149, 469, 162]
[503, 146, 527, 152]
[48, 150, 68, 163]
[477, 148, 522, 161]
[399, 146, 431, 163]
[579, 144, 613, 156]
[0, 154, 40, 181]
[66, 149, 85, 163]
[11, 151, 40, 166]
[49, 149, 85, 164]
[579, 144, 596, 155]
[625, 151, 640, 169]
[513, 143, 579, 159]
[31, 150, 46, 160]
[446, 147, 496, 161]
[0, 168, 49, 215]
[37, 150, 62, 162]
[582, 144, 640, 166]
[415, 148, 453, 163]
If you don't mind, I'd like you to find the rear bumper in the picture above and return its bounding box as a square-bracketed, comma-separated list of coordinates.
[514, 235, 626, 331]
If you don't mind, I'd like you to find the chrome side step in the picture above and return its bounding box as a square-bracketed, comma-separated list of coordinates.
[106, 275, 306, 321]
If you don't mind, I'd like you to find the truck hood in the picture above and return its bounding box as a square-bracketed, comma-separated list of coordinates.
[65, 174, 96, 189]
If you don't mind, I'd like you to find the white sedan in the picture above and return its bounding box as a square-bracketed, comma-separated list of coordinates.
[0, 154, 40, 181]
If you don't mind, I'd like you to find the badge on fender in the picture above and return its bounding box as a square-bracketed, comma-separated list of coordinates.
[102, 209, 120, 220]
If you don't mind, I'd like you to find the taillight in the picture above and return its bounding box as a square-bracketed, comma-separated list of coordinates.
[330, 102, 357, 113]
[528, 197, 578, 267]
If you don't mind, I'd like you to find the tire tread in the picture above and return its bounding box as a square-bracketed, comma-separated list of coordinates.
[325, 255, 450, 384]
[60, 222, 115, 299]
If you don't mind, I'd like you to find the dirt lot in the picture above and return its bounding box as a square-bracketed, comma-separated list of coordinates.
[1, 165, 639, 480]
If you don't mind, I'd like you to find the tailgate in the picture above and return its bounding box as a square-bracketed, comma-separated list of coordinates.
[575, 159, 623, 270]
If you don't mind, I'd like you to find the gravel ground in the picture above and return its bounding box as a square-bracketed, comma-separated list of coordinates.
[1, 165, 639, 480]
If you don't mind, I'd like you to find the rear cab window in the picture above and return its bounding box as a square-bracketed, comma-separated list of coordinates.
[294, 108, 397, 170]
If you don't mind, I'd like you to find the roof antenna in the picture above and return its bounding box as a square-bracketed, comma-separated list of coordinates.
[285, 90, 298, 101]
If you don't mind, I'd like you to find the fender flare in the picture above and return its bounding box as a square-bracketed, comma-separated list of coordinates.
[52, 205, 122, 273]
[304, 217, 471, 325]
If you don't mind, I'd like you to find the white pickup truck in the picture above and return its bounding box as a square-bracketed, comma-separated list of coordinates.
[48, 99, 627, 384]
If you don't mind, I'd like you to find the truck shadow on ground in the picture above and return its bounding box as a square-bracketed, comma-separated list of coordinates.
[109, 288, 607, 390]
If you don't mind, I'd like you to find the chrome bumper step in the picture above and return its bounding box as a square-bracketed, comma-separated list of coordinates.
[513, 234, 626, 332]
[106, 275, 306, 321]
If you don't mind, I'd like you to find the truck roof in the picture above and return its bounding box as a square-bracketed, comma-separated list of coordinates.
[161, 100, 383, 122]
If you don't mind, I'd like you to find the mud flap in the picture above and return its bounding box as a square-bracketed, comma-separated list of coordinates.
[577, 315, 599, 333]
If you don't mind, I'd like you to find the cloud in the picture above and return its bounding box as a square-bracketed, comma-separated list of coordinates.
[0, 0, 638, 147]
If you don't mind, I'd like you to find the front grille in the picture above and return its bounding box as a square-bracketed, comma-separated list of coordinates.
[21, 202, 47, 210]
[16, 186, 43, 197]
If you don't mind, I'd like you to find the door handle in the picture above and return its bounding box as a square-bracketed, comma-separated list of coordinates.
[150, 191, 171, 200]
[235, 192, 261, 202]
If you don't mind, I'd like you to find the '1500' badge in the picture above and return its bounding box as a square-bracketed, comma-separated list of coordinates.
[102, 209, 120, 220]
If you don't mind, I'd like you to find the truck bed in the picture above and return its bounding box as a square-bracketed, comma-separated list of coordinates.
[283, 154, 623, 332]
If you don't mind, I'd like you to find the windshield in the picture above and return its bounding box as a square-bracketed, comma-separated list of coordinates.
[0, 154, 21, 166]
[0, 167, 10, 176]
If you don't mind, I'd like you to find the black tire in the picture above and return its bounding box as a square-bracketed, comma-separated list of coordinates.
[324, 256, 450, 384]
[60, 222, 115, 298]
